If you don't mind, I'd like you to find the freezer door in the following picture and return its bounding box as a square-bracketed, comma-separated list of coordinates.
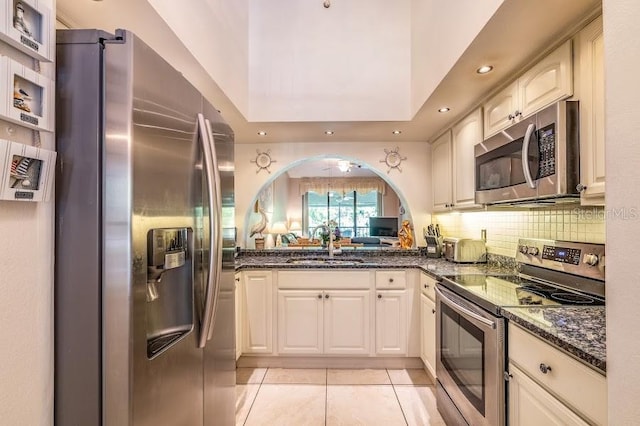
[202, 101, 236, 425]
[102, 32, 205, 426]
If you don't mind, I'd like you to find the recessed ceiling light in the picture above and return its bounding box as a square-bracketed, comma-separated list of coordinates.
[438, 107, 450, 113]
[392, 130, 402, 135]
[257, 131, 267, 136]
[477, 65, 494, 74]
[325, 130, 334, 135]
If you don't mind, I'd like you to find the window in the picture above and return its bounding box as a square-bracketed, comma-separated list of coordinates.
[304, 190, 380, 238]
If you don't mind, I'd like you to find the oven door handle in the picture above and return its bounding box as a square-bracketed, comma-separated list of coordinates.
[436, 287, 496, 329]
[521, 123, 537, 189]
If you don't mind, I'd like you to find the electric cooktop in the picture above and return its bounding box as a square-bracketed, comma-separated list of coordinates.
[439, 274, 605, 316]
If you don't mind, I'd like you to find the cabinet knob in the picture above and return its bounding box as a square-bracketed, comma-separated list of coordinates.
[539, 363, 552, 374]
[424, 284, 429, 289]
[576, 183, 588, 192]
[432, 308, 436, 314]
[318, 294, 322, 299]
[378, 294, 382, 299]
[235, 277, 240, 282]
[325, 294, 330, 299]
[389, 278, 394, 283]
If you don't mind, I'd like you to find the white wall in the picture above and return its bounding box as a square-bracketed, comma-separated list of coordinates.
[603, 0, 640, 423]
[0, 1, 55, 424]
[148, 0, 250, 114]
[237, 141, 431, 247]
[248, 0, 411, 122]
[410, 0, 504, 114]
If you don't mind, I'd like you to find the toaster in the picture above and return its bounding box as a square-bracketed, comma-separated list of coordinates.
[442, 237, 487, 263]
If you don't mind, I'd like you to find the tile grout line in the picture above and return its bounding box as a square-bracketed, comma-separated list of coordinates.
[241, 368, 267, 426]
[325, 368, 328, 426]
[387, 369, 410, 426]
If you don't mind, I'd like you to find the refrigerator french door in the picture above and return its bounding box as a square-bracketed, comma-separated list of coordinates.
[55, 29, 235, 425]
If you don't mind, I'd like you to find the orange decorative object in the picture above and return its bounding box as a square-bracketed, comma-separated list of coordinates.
[398, 220, 413, 249]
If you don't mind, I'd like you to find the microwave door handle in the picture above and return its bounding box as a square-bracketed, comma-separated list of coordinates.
[435, 287, 496, 329]
[521, 123, 537, 189]
[197, 113, 216, 349]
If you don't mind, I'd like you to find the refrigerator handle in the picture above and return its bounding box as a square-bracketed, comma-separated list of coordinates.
[196, 113, 221, 348]
[204, 118, 223, 342]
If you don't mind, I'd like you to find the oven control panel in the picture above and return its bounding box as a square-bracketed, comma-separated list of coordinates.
[541, 245, 581, 265]
[516, 238, 605, 282]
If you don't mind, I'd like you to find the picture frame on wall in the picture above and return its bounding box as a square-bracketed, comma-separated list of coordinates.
[0, 55, 53, 131]
[0, 138, 56, 202]
[0, 0, 53, 62]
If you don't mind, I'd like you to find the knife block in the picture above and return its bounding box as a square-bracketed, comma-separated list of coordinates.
[425, 236, 442, 258]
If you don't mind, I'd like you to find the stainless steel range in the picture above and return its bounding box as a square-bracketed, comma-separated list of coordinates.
[435, 238, 605, 426]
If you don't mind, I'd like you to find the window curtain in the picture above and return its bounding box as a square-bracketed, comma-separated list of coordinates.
[298, 177, 387, 196]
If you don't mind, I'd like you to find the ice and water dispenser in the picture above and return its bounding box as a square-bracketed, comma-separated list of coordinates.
[145, 227, 193, 359]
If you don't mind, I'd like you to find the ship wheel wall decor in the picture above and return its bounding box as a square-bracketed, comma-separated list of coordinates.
[251, 149, 276, 173]
[380, 147, 407, 173]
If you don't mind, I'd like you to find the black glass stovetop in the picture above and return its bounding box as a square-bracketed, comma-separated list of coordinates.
[440, 274, 605, 315]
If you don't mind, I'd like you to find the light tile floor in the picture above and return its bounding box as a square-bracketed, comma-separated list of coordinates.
[236, 368, 446, 426]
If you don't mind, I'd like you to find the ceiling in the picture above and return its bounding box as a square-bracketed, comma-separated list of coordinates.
[286, 158, 377, 179]
[55, 0, 601, 144]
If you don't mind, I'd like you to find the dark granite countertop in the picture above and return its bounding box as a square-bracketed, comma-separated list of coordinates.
[235, 249, 515, 278]
[502, 306, 606, 374]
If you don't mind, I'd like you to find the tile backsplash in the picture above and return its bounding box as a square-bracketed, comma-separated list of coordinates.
[433, 206, 605, 257]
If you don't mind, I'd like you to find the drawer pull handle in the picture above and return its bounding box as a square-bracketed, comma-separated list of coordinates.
[318, 294, 322, 299]
[378, 294, 382, 299]
[325, 294, 330, 299]
[539, 363, 552, 374]
[389, 278, 394, 283]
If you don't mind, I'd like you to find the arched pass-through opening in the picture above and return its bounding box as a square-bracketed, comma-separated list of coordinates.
[243, 154, 415, 248]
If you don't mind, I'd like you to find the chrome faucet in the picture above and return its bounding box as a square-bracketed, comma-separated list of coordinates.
[311, 224, 335, 257]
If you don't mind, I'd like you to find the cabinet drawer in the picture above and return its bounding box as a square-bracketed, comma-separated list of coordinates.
[375, 270, 406, 289]
[509, 324, 607, 425]
[278, 270, 371, 289]
[419, 272, 436, 300]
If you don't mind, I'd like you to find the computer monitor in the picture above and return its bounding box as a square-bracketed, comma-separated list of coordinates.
[368, 217, 399, 237]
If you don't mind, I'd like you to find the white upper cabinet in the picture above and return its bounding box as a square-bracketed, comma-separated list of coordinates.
[575, 16, 605, 205]
[452, 108, 483, 209]
[431, 130, 453, 211]
[432, 108, 482, 212]
[484, 40, 573, 138]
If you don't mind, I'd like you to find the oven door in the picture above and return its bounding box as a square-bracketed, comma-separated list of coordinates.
[436, 285, 505, 426]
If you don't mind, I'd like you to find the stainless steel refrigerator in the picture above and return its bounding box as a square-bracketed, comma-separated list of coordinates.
[54, 29, 236, 426]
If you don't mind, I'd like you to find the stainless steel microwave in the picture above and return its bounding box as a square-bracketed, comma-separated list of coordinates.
[474, 101, 580, 205]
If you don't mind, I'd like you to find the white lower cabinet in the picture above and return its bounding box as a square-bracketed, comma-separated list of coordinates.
[375, 290, 407, 355]
[324, 290, 371, 355]
[508, 324, 607, 425]
[277, 290, 324, 354]
[242, 270, 273, 354]
[508, 364, 588, 426]
[277, 289, 371, 355]
[234, 273, 242, 360]
[420, 293, 436, 377]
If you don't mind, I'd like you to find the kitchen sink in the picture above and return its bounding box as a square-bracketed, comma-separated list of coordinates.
[285, 257, 364, 265]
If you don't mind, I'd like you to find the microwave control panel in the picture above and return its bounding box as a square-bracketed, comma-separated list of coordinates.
[538, 125, 556, 179]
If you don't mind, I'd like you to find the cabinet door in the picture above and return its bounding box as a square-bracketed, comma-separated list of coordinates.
[277, 290, 323, 354]
[519, 40, 573, 117]
[576, 16, 605, 204]
[375, 290, 407, 355]
[483, 81, 519, 137]
[420, 294, 436, 378]
[431, 131, 453, 212]
[234, 273, 242, 360]
[242, 271, 273, 353]
[508, 364, 588, 426]
[452, 109, 483, 209]
[324, 290, 371, 355]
